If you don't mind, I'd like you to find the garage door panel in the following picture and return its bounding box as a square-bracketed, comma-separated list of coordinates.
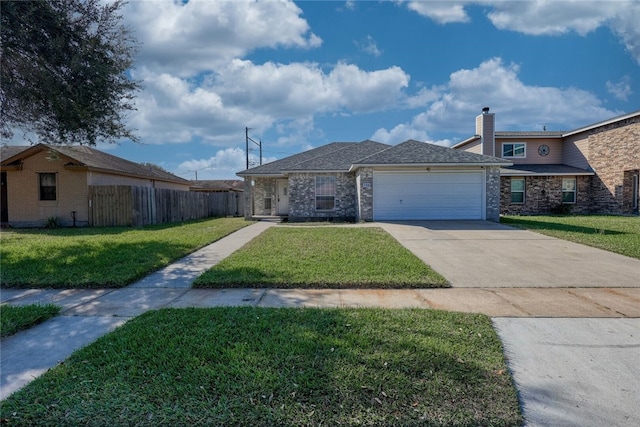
[373, 171, 484, 220]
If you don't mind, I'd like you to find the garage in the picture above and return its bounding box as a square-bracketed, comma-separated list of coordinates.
[373, 170, 484, 220]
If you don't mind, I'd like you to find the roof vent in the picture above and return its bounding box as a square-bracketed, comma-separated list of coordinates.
[482, 107, 490, 114]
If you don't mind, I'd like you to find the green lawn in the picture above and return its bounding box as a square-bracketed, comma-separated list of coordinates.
[0, 217, 250, 288]
[0, 307, 522, 427]
[0, 304, 61, 338]
[501, 215, 640, 259]
[194, 227, 448, 288]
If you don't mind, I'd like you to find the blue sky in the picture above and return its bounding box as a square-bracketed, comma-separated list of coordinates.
[21, 1, 640, 179]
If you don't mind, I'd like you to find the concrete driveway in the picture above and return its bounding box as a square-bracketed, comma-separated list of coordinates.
[378, 220, 640, 288]
[494, 318, 640, 427]
[378, 220, 640, 426]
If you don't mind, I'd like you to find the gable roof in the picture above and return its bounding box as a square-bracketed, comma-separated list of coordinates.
[351, 140, 512, 169]
[283, 140, 391, 172]
[238, 139, 510, 177]
[1, 144, 189, 184]
[0, 146, 29, 162]
[237, 141, 376, 176]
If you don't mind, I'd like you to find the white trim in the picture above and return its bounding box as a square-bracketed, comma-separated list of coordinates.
[349, 162, 509, 172]
[632, 174, 639, 211]
[563, 110, 640, 137]
[501, 142, 526, 158]
[510, 177, 525, 204]
[561, 177, 577, 204]
[501, 171, 594, 177]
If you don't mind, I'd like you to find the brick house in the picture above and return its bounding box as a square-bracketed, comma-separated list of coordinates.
[1, 144, 191, 227]
[238, 139, 510, 222]
[454, 108, 640, 215]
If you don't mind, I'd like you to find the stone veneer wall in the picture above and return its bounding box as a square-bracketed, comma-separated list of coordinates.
[356, 167, 374, 221]
[288, 172, 357, 221]
[251, 177, 277, 217]
[485, 166, 501, 222]
[587, 120, 640, 215]
[501, 175, 592, 215]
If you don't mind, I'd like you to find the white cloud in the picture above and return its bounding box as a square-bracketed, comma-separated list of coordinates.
[403, 1, 640, 65]
[373, 57, 620, 144]
[129, 60, 411, 146]
[608, 2, 640, 65]
[124, 0, 321, 76]
[356, 35, 382, 57]
[176, 147, 277, 180]
[486, 1, 618, 36]
[406, 1, 471, 24]
[606, 76, 633, 101]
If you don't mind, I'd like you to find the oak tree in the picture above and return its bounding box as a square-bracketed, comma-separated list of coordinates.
[1, 0, 140, 145]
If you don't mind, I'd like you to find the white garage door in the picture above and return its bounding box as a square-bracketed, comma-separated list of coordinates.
[373, 171, 484, 220]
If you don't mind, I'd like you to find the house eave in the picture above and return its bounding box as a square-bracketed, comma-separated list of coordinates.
[452, 135, 481, 149]
[87, 166, 191, 185]
[236, 172, 287, 178]
[500, 170, 595, 177]
[349, 162, 512, 172]
[562, 109, 640, 137]
[283, 169, 350, 174]
[495, 134, 564, 139]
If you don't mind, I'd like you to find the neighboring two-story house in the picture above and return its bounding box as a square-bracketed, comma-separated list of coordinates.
[453, 108, 640, 215]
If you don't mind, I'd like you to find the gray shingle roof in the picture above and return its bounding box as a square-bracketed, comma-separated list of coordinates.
[0, 146, 29, 162]
[1, 144, 190, 184]
[237, 142, 357, 176]
[501, 164, 595, 176]
[353, 140, 512, 166]
[283, 140, 390, 172]
[190, 180, 244, 192]
[238, 139, 511, 177]
[496, 131, 565, 137]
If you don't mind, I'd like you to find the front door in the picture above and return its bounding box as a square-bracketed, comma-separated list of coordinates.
[276, 179, 289, 216]
[1, 172, 7, 223]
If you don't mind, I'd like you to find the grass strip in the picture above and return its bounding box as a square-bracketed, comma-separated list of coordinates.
[501, 215, 640, 259]
[194, 227, 448, 288]
[0, 217, 250, 288]
[0, 304, 61, 338]
[1, 307, 522, 426]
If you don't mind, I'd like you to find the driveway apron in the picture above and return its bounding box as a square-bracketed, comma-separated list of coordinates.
[377, 220, 640, 288]
[494, 318, 640, 427]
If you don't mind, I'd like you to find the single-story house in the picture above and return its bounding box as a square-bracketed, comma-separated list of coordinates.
[1, 144, 191, 227]
[238, 139, 511, 222]
[190, 179, 244, 193]
[454, 108, 640, 215]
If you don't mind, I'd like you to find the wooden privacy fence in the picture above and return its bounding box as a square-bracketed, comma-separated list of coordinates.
[88, 186, 244, 227]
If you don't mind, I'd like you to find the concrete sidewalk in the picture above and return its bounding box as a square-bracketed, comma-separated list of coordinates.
[3, 284, 639, 401]
[0, 220, 276, 400]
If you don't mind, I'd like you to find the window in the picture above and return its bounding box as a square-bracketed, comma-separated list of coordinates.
[632, 175, 639, 210]
[39, 173, 56, 201]
[562, 178, 576, 204]
[315, 176, 336, 211]
[263, 182, 273, 211]
[502, 143, 526, 158]
[510, 178, 525, 204]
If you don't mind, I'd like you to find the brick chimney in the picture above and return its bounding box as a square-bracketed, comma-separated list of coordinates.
[476, 107, 495, 156]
